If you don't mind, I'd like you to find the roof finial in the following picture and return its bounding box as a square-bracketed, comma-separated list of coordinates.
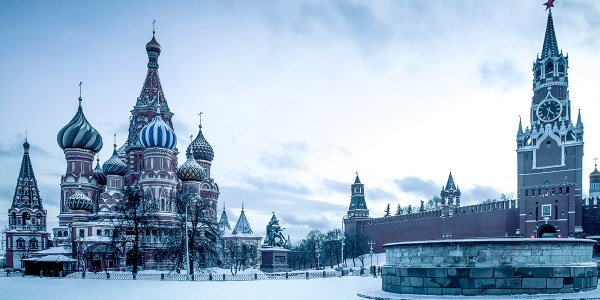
[543, 0, 555, 11]
[595, 158, 598, 170]
[152, 20, 156, 35]
[223, 202, 226, 212]
[78, 81, 83, 106]
[113, 133, 117, 149]
[25, 130, 28, 142]
[242, 202, 244, 211]
[199, 111, 203, 129]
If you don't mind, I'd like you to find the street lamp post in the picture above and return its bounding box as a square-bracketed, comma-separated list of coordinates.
[341, 216, 347, 269]
[368, 240, 375, 276]
[185, 199, 191, 280]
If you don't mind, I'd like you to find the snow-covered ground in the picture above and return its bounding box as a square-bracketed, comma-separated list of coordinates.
[0, 276, 380, 300]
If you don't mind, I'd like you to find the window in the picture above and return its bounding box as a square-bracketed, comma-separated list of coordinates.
[57, 231, 62, 237]
[97, 229, 102, 236]
[16, 238, 25, 249]
[525, 190, 528, 196]
[546, 61, 554, 76]
[79, 229, 85, 238]
[542, 204, 552, 217]
[29, 239, 38, 249]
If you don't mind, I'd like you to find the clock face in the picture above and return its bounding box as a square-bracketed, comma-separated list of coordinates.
[536, 99, 562, 122]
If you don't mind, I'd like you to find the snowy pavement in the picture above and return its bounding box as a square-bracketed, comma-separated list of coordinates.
[0, 275, 380, 300]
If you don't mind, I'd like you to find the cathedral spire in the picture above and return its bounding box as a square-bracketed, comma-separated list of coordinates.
[12, 139, 43, 210]
[541, 10, 560, 59]
[232, 204, 254, 235]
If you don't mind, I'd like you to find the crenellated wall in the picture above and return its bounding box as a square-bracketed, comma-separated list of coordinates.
[350, 200, 519, 253]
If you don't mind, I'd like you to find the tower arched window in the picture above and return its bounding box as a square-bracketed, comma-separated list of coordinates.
[545, 61, 554, 76]
[535, 67, 541, 79]
[16, 238, 25, 249]
[558, 61, 565, 74]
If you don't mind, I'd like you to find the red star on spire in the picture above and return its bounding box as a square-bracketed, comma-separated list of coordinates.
[543, 0, 555, 11]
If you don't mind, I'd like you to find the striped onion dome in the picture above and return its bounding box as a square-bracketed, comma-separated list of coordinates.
[139, 108, 177, 150]
[66, 188, 93, 211]
[103, 144, 128, 176]
[93, 158, 107, 185]
[188, 123, 214, 162]
[57, 97, 103, 153]
[177, 152, 205, 182]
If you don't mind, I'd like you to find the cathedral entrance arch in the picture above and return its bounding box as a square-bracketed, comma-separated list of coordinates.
[537, 224, 557, 238]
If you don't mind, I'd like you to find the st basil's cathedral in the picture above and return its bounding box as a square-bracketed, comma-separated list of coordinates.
[5, 31, 260, 271]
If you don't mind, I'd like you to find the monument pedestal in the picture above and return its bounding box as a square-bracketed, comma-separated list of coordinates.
[259, 247, 290, 273]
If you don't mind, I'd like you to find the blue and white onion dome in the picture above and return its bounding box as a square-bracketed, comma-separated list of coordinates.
[103, 143, 128, 176]
[177, 151, 206, 182]
[66, 187, 93, 211]
[93, 158, 107, 185]
[57, 97, 103, 153]
[139, 107, 177, 150]
[188, 124, 214, 162]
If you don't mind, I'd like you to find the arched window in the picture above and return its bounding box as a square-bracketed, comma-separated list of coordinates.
[16, 238, 25, 249]
[545, 61, 554, 76]
[57, 231, 62, 237]
[29, 239, 38, 249]
[22, 212, 30, 224]
[558, 61, 565, 73]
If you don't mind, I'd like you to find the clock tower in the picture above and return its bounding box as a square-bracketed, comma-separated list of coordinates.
[516, 10, 584, 238]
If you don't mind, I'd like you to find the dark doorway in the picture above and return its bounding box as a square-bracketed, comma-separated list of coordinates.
[537, 224, 557, 238]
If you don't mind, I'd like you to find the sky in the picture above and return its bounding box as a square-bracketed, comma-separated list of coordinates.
[2, 0, 600, 242]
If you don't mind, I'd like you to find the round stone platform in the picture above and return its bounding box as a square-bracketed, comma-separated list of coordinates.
[381, 238, 597, 296]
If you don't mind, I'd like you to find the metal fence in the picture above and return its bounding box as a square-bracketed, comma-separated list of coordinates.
[62, 269, 347, 281]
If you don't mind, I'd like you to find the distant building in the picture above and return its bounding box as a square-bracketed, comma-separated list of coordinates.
[344, 10, 600, 252]
[5, 140, 50, 270]
[218, 205, 262, 268]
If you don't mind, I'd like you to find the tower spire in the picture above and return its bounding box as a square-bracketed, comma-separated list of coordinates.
[576, 108, 583, 128]
[541, 9, 559, 59]
[517, 115, 523, 135]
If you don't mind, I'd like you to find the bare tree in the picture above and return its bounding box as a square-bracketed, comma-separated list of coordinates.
[111, 186, 157, 274]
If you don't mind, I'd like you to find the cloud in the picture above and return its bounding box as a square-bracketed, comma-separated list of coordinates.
[394, 176, 440, 198]
[479, 58, 527, 90]
[368, 187, 396, 202]
[321, 178, 348, 195]
[257, 142, 309, 170]
[461, 184, 502, 205]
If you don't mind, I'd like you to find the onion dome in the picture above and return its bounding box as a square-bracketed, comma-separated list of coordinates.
[146, 31, 161, 55]
[139, 107, 177, 150]
[188, 115, 214, 161]
[93, 158, 107, 185]
[57, 96, 103, 153]
[66, 188, 93, 211]
[103, 143, 128, 176]
[177, 152, 206, 182]
[591, 162, 600, 178]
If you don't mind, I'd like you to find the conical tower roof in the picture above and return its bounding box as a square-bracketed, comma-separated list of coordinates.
[233, 205, 253, 235]
[444, 172, 458, 191]
[12, 139, 44, 210]
[218, 206, 231, 232]
[541, 11, 560, 59]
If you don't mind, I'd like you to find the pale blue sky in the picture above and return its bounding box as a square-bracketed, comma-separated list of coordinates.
[2, 1, 600, 240]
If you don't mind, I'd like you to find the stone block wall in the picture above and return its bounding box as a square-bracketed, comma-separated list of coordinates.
[382, 266, 597, 295]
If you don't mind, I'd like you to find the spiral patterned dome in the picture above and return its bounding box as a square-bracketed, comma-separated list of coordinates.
[57, 98, 103, 153]
[103, 144, 128, 176]
[93, 158, 107, 185]
[139, 109, 177, 150]
[177, 152, 206, 182]
[188, 128, 214, 162]
[146, 32, 161, 55]
[66, 189, 93, 211]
